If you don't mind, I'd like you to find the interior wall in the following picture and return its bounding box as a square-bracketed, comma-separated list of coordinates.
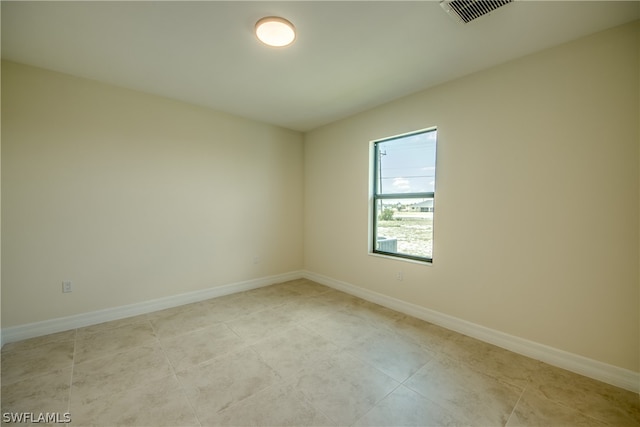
[304, 22, 640, 373]
[1, 61, 304, 327]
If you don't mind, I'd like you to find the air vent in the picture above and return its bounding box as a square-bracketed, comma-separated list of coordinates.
[440, 0, 513, 24]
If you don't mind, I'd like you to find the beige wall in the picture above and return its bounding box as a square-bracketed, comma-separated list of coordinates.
[1, 61, 304, 327]
[305, 22, 639, 372]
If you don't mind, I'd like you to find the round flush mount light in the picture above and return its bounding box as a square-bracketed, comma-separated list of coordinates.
[255, 16, 296, 47]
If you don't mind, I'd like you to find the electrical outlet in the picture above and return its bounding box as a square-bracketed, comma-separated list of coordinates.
[253, 256, 261, 265]
[62, 280, 72, 293]
[396, 271, 403, 281]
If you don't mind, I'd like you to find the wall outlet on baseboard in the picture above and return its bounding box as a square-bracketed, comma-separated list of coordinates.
[62, 281, 72, 293]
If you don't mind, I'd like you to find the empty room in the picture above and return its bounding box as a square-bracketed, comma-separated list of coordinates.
[1, 1, 639, 426]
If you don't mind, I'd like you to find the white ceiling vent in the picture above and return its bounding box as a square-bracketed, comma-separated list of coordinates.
[440, 0, 513, 24]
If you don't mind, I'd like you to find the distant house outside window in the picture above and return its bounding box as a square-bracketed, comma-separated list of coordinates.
[371, 128, 437, 263]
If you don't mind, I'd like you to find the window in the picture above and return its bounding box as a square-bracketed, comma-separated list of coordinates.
[371, 128, 437, 262]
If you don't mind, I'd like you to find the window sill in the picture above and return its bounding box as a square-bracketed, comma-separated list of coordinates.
[368, 252, 433, 266]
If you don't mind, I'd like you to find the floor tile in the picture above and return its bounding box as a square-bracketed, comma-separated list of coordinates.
[443, 334, 543, 389]
[251, 325, 338, 379]
[196, 292, 273, 322]
[176, 347, 281, 420]
[147, 302, 218, 339]
[224, 307, 298, 342]
[242, 283, 302, 306]
[300, 309, 380, 348]
[1, 340, 75, 386]
[345, 327, 433, 382]
[71, 343, 173, 406]
[290, 352, 399, 426]
[1, 368, 72, 415]
[405, 356, 524, 426]
[348, 300, 406, 328]
[203, 381, 335, 426]
[1, 330, 76, 354]
[69, 375, 198, 427]
[506, 387, 608, 426]
[528, 364, 640, 426]
[276, 295, 340, 323]
[75, 314, 149, 336]
[278, 279, 332, 297]
[160, 322, 247, 372]
[310, 288, 365, 310]
[74, 321, 158, 363]
[353, 384, 467, 427]
[1, 280, 637, 427]
[386, 315, 459, 354]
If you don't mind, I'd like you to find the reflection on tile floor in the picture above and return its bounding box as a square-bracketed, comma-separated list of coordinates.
[2, 279, 639, 426]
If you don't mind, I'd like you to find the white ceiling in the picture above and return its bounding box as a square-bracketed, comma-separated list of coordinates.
[2, 1, 638, 132]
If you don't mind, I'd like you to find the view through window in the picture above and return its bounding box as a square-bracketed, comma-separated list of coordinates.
[372, 128, 437, 262]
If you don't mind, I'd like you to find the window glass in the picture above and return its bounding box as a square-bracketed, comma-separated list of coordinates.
[377, 132, 436, 194]
[373, 129, 437, 262]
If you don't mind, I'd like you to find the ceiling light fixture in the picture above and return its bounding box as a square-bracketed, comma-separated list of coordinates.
[255, 16, 296, 47]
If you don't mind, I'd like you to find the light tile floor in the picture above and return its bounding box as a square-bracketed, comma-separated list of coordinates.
[2, 279, 639, 426]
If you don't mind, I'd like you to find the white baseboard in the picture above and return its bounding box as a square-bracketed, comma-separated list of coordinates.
[1, 270, 304, 347]
[303, 270, 640, 394]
